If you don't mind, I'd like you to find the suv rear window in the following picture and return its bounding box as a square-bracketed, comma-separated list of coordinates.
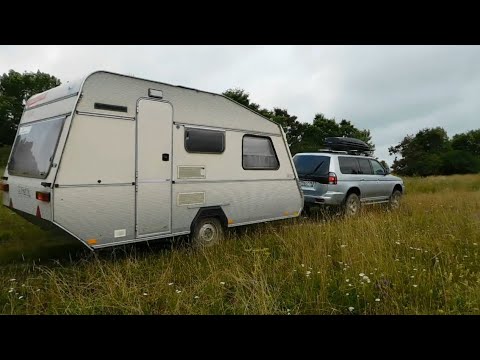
[294, 155, 330, 177]
[8, 116, 65, 179]
[338, 156, 360, 174]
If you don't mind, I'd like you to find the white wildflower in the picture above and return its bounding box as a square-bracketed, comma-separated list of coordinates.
[348, 306, 354, 312]
[341, 244, 347, 248]
[9, 279, 16, 282]
[413, 285, 418, 288]
[301, 264, 305, 267]
[194, 296, 199, 299]
[175, 290, 182, 294]
[18, 296, 24, 300]
[346, 293, 350, 296]
[220, 282, 226, 285]
[346, 279, 350, 282]
[168, 282, 174, 286]
[143, 293, 148, 296]
[411, 257, 415, 260]
[8, 289, 13, 293]
[359, 273, 365, 277]
[375, 298, 381, 302]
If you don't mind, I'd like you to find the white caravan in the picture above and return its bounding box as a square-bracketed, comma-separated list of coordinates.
[2, 71, 303, 249]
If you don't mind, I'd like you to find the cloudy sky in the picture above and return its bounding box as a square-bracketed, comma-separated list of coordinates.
[1, 45, 479, 163]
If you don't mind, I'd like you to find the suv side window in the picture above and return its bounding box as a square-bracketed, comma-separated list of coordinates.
[338, 156, 360, 174]
[357, 158, 373, 175]
[370, 159, 385, 175]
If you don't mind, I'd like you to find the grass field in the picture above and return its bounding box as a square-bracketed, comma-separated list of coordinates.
[1, 144, 479, 314]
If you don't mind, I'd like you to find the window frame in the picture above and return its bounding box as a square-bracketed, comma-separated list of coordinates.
[357, 157, 374, 175]
[184, 127, 226, 154]
[7, 115, 67, 179]
[242, 134, 280, 171]
[338, 156, 361, 175]
[369, 159, 386, 176]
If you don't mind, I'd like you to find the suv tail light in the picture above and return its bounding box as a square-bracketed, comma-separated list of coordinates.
[328, 172, 337, 185]
[1, 183, 9, 192]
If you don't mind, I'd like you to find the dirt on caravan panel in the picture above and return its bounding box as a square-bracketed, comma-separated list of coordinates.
[2, 70, 303, 250]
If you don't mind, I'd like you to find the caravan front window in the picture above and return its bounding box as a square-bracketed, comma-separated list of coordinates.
[8, 116, 65, 179]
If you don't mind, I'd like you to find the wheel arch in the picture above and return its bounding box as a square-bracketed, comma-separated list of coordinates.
[393, 184, 403, 193]
[190, 206, 228, 233]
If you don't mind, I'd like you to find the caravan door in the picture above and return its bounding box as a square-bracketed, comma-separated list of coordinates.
[136, 99, 172, 237]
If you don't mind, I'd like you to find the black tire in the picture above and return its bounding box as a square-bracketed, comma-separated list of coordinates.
[389, 190, 402, 210]
[344, 193, 360, 217]
[191, 217, 224, 248]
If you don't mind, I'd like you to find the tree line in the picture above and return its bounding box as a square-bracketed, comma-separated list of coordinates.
[1, 70, 479, 176]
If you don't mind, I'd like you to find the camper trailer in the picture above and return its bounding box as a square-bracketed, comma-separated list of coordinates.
[1, 71, 303, 249]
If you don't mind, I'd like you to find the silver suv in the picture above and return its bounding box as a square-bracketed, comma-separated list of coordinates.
[293, 151, 405, 216]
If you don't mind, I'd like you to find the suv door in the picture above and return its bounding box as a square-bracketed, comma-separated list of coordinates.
[369, 159, 391, 200]
[338, 156, 373, 201]
[356, 157, 377, 201]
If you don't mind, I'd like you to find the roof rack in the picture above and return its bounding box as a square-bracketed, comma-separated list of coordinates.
[317, 149, 373, 156]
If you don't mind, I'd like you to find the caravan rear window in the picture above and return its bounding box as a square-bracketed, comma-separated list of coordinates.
[8, 116, 65, 179]
[242, 135, 279, 170]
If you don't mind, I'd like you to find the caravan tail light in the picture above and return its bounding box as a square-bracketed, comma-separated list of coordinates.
[328, 172, 337, 185]
[36, 191, 50, 202]
[0, 183, 9, 192]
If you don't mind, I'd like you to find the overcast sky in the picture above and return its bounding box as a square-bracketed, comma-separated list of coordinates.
[1, 45, 479, 164]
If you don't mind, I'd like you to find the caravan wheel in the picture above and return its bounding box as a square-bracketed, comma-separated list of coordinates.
[191, 217, 224, 248]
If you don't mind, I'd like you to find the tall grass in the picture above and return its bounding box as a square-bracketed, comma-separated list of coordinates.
[0, 174, 479, 314]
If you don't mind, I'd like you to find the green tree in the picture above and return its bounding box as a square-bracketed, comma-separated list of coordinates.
[222, 88, 272, 118]
[270, 108, 306, 154]
[0, 70, 60, 145]
[223, 88, 375, 155]
[389, 127, 480, 176]
[451, 129, 480, 156]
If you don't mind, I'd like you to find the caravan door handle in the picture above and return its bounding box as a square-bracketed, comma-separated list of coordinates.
[162, 154, 170, 161]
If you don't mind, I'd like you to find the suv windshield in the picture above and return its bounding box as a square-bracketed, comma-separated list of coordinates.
[294, 155, 330, 178]
[8, 116, 65, 179]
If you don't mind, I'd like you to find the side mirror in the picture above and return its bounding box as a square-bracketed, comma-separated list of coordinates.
[384, 167, 390, 175]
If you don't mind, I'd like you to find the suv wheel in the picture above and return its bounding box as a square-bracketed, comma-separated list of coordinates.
[389, 190, 402, 210]
[344, 193, 360, 216]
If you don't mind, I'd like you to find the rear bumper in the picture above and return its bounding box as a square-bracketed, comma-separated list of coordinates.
[304, 191, 345, 206]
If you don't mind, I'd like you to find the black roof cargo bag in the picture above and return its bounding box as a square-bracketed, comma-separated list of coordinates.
[324, 137, 371, 152]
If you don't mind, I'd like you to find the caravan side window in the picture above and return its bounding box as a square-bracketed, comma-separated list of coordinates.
[185, 128, 225, 154]
[242, 135, 279, 170]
